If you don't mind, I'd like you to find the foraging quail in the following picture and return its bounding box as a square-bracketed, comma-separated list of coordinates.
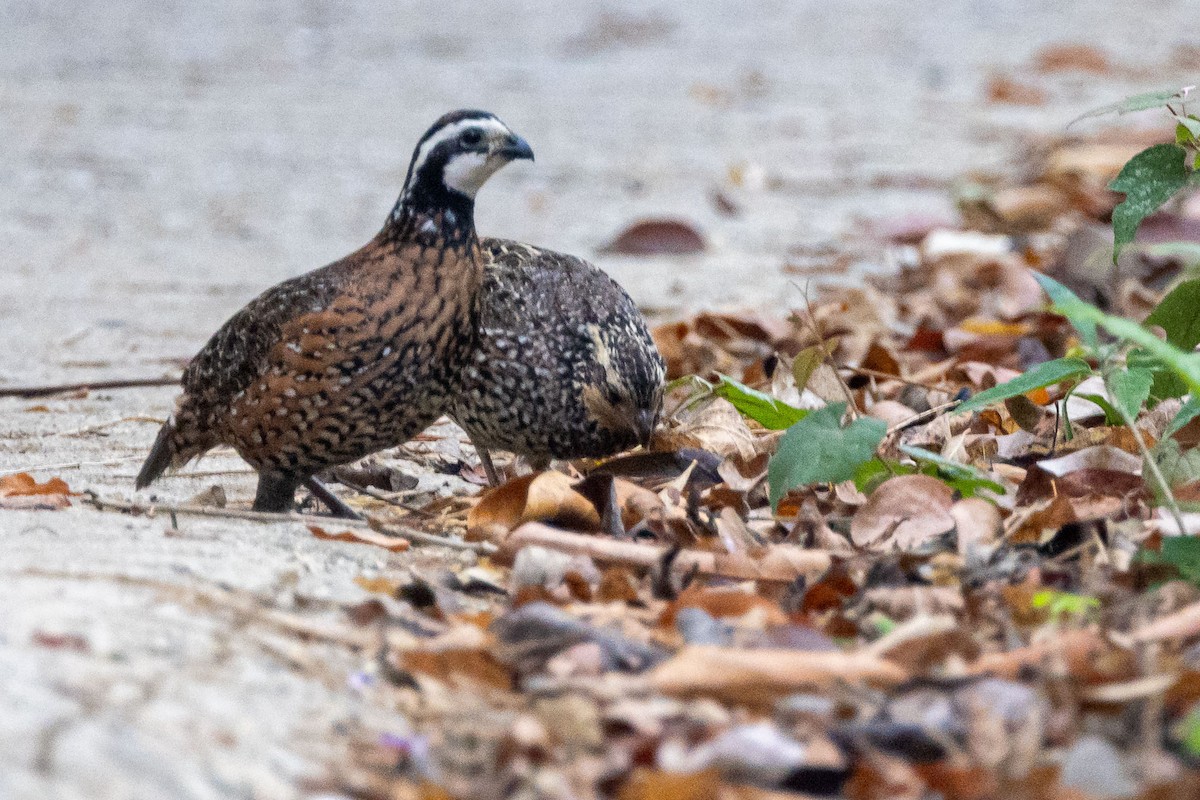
[137, 110, 534, 512]
[450, 238, 665, 485]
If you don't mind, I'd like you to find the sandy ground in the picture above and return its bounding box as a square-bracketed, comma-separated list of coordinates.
[2, 1, 1198, 797]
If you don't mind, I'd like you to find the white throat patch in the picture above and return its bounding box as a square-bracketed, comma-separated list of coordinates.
[442, 151, 505, 197]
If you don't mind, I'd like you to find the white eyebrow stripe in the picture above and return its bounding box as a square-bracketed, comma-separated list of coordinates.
[409, 116, 511, 177]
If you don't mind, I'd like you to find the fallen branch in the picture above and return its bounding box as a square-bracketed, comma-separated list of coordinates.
[0, 377, 179, 398]
[494, 521, 831, 582]
[1131, 600, 1200, 644]
[966, 628, 1131, 680]
[650, 644, 908, 708]
[83, 494, 495, 554]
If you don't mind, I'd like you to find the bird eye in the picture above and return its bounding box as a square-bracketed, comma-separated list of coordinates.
[459, 129, 484, 147]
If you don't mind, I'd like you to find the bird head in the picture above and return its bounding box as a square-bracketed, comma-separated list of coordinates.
[580, 324, 665, 450]
[400, 110, 533, 212]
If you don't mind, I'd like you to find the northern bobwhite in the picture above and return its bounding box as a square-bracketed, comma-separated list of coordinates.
[451, 238, 665, 485]
[137, 110, 534, 512]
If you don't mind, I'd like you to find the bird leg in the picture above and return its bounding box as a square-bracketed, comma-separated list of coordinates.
[253, 471, 300, 513]
[474, 442, 501, 487]
[303, 477, 364, 520]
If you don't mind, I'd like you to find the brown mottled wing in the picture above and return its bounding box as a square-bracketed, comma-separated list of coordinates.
[181, 265, 351, 409]
[219, 237, 477, 469]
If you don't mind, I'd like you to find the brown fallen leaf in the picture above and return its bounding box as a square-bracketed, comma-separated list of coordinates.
[850, 475, 955, 551]
[985, 75, 1048, 106]
[0, 472, 72, 510]
[650, 644, 908, 707]
[308, 525, 410, 552]
[602, 218, 706, 255]
[1033, 42, 1111, 74]
[467, 471, 602, 536]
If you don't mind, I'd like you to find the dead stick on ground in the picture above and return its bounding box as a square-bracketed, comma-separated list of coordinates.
[0, 377, 179, 398]
[495, 521, 830, 582]
[83, 494, 495, 554]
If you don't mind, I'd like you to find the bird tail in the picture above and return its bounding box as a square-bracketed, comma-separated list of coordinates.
[136, 419, 178, 489]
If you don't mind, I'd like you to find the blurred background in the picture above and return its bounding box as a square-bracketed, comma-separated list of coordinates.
[2, 0, 1197, 384]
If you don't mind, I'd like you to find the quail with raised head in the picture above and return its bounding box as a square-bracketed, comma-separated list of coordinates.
[451, 238, 665, 485]
[137, 110, 534, 512]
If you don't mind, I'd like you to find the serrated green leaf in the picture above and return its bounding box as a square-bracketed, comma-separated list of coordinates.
[1106, 367, 1153, 420]
[711, 374, 807, 430]
[956, 358, 1093, 415]
[768, 403, 887, 508]
[898, 444, 1006, 497]
[1049, 298, 1200, 396]
[1071, 87, 1192, 125]
[1147, 279, 1200, 351]
[1165, 396, 1200, 439]
[1110, 144, 1191, 261]
[1032, 272, 1098, 348]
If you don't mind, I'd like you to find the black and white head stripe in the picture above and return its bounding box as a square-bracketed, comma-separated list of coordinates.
[398, 109, 533, 211]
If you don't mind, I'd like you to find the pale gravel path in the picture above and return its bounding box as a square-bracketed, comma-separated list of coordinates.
[1, 1, 1196, 797]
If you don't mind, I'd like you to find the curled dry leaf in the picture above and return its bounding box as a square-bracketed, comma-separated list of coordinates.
[601, 218, 706, 255]
[850, 475, 955, 551]
[467, 471, 602, 537]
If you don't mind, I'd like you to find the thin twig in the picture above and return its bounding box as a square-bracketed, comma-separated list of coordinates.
[0, 377, 178, 398]
[841, 366, 949, 392]
[0, 457, 139, 477]
[886, 400, 964, 436]
[58, 416, 164, 438]
[83, 493, 495, 554]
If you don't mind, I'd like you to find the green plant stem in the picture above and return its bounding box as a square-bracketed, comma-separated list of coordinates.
[1108, 375, 1186, 535]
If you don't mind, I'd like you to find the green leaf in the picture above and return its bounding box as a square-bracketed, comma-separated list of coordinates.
[853, 458, 915, 493]
[1106, 367, 1153, 420]
[1165, 396, 1200, 439]
[1071, 87, 1193, 125]
[1161, 536, 1200, 585]
[1075, 392, 1123, 426]
[1032, 272, 1098, 348]
[1110, 144, 1191, 261]
[1176, 706, 1200, 758]
[1146, 279, 1200, 351]
[1030, 589, 1100, 620]
[768, 403, 887, 508]
[1049, 298, 1200, 396]
[1178, 115, 1200, 142]
[898, 444, 1006, 497]
[955, 358, 1093, 415]
[711, 375, 807, 430]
